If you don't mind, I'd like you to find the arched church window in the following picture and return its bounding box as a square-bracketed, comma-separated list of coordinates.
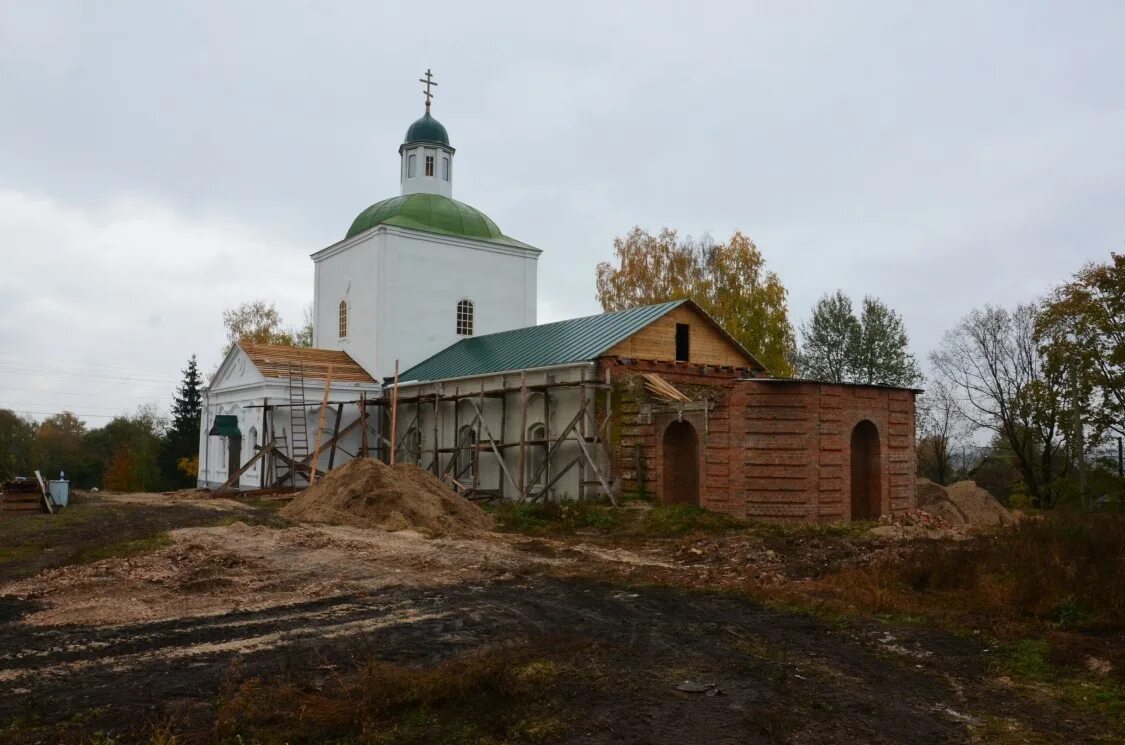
[338, 300, 348, 338]
[526, 422, 546, 493]
[247, 427, 258, 473]
[425, 155, 435, 177]
[456, 299, 474, 336]
[403, 424, 423, 464]
[407, 154, 417, 177]
[442, 157, 450, 181]
[457, 425, 476, 481]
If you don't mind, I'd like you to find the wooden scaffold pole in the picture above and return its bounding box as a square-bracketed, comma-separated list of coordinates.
[389, 359, 400, 466]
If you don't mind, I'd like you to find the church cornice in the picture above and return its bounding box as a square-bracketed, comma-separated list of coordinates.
[311, 224, 542, 263]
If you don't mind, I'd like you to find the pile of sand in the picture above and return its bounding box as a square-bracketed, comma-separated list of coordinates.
[280, 458, 495, 536]
[916, 478, 1014, 529]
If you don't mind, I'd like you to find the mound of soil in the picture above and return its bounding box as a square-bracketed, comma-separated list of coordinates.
[280, 458, 494, 536]
[916, 478, 1013, 529]
[945, 480, 1015, 527]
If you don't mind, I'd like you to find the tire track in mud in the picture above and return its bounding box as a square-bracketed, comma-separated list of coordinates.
[0, 579, 1098, 744]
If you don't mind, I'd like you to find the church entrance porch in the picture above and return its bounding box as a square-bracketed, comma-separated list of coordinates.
[227, 436, 243, 490]
[661, 420, 700, 506]
[849, 420, 882, 520]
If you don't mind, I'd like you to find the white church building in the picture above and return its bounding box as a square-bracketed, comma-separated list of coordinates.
[197, 74, 543, 490]
[198, 73, 919, 522]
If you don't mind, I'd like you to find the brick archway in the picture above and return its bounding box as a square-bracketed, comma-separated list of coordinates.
[850, 419, 882, 520]
[662, 420, 700, 506]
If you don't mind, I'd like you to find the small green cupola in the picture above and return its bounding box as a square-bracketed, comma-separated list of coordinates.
[400, 69, 455, 199]
[400, 111, 451, 150]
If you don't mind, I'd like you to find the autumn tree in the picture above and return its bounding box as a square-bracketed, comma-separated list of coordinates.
[159, 355, 204, 487]
[32, 411, 94, 483]
[221, 300, 312, 354]
[931, 304, 1068, 507]
[595, 227, 796, 375]
[915, 381, 969, 485]
[0, 409, 36, 480]
[797, 291, 921, 386]
[1037, 253, 1124, 441]
[85, 405, 168, 491]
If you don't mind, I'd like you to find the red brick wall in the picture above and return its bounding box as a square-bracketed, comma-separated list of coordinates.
[732, 381, 916, 522]
[598, 358, 916, 523]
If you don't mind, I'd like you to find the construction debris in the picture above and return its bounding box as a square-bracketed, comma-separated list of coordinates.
[640, 372, 690, 402]
[280, 457, 495, 536]
[1, 479, 44, 514]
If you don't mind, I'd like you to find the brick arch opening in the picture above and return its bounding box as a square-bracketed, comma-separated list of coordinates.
[850, 419, 882, 520]
[662, 420, 700, 506]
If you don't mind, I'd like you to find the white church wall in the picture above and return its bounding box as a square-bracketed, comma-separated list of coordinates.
[198, 379, 381, 490]
[312, 230, 384, 377]
[375, 229, 537, 381]
[391, 363, 602, 502]
[312, 225, 538, 382]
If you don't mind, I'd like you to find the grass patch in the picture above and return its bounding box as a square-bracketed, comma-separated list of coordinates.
[77, 533, 172, 564]
[992, 637, 1125, 737]
[745, 519, 876, 540]
[214, 644, 580, 745]
[488, 500, 623, 533]
[638, 504, 742, 535]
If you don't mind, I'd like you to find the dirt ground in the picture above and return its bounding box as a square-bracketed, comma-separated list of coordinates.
[0, 493, 1120, 744]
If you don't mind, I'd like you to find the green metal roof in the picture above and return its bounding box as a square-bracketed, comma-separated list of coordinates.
[397, 301, 690, 383]
[345, 193, 531, 248]
[402, 111, 450, 147]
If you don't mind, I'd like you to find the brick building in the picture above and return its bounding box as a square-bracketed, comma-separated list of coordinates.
[390, 299, 919, 522]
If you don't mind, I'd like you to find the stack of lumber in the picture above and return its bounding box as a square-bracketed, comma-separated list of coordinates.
[1, 480, 43, 514]
[641, 373, 691, 402]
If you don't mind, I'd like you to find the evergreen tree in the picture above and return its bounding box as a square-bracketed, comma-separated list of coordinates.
[160, 355, 203, 487]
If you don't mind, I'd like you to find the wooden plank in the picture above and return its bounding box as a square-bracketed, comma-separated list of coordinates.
[308, 364, 334, 484]
[389, 359, 400, 466]
[604, 304, 755, 367]
[465, 394, 520, 496]
[432, 390, 440, 475]
[327, 403, 344, 470]
[34, 470, 54, 514]
[522, 402, 588, 502]
[518, 372, 527, 498]
[215, 442, 274, 493]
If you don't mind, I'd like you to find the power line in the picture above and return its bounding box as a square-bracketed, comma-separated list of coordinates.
[0, 385, 162, 400]
[1, 401, 150, 415]
[7, 409, 120, 420]
[0, 352, 183, 375]
[0, 367, 176, 385]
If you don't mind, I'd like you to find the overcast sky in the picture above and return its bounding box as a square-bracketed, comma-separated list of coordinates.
[1, 1, 1121, 425]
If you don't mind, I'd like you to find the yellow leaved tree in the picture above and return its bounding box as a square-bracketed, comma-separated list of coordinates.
[595, 227, 796, 376]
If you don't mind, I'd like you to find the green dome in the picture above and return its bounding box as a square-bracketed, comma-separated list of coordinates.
[346, 193, 504, 241]
[402, 111, 450, 147]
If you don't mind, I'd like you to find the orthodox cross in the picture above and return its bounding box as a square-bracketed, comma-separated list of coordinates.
[419, 69, 438, 110]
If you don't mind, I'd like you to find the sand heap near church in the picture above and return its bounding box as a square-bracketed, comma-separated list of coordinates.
[280, 457, 495, 537]
[916, 478, 1015, 529]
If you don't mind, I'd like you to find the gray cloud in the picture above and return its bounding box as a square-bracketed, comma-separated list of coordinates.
[1, 1, 1122, 422]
